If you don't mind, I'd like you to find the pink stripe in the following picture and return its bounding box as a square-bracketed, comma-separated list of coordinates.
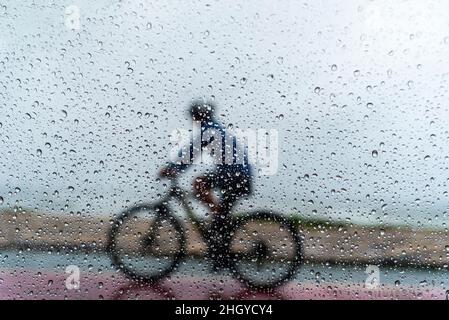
[0, 271, 444, 300]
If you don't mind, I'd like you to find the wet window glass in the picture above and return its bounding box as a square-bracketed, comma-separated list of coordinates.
[0, 0, 448, 301]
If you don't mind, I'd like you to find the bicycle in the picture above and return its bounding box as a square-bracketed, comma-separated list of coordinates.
[106, 177, 303, 290]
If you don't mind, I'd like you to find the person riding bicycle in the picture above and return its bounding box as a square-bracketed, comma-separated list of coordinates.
[159, 100, 253, 269]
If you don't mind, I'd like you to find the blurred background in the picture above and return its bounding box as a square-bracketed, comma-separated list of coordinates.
[0, 0, 449, 299]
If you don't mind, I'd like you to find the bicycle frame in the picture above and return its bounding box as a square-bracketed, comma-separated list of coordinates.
[109, 177, 303, 289]
[162, 178, 209, 240]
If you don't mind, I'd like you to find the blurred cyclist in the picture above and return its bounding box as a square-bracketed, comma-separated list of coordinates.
[159, 100, 253, 269]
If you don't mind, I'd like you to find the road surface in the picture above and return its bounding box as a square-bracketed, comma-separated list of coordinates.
[0, 250, 446, 300]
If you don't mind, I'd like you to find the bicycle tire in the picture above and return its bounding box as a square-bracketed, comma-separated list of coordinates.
[228, 210, 303, 290]
[107, 203, 186, 283]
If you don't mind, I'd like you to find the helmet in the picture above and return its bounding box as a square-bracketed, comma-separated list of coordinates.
[188, 100, 216, 120]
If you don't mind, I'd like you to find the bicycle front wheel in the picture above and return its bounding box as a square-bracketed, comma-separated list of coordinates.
[229, 211, 302, 290]
[107, 204, 186, 283]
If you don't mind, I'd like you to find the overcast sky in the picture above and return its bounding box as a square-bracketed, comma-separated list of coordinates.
[1, 0, 449, 228]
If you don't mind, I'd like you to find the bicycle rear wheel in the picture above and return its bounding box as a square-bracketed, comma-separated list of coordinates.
[229, 211, 302, 290]
[107, 204, 186, 283]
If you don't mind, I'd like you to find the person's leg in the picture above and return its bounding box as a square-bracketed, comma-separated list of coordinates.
[208, 192, 236, 270]
[208, 170, 242, 270]
[192, 171, 246, 270]
[192, 175, 220, 215]
[192, 174, 226, 268]
[192, 172, 234, 269]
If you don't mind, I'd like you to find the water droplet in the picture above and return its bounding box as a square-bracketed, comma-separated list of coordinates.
[419, 280, 427, 286]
